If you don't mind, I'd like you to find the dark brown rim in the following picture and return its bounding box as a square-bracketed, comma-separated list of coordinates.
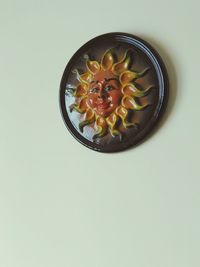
[59, 32, 169, 153]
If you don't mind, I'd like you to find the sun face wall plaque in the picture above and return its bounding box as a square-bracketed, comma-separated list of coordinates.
[60, 33, 168, 152]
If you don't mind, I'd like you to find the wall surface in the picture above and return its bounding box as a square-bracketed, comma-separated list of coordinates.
[0, 1, 200, 267]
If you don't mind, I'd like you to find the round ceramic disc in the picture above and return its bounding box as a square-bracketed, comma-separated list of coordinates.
[60, 32, 168, 152]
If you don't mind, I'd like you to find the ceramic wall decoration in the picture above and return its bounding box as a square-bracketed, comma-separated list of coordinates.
[60, 33, 168, 152]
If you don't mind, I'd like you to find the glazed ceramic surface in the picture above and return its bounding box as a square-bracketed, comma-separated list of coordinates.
[60, 33, 168, 152]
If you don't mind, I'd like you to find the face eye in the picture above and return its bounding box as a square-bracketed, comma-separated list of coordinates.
[104, 85, 113, 92]
[90, 87, 99, 93]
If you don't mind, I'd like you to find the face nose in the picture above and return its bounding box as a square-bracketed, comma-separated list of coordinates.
[99, 89, 106, 99]
[97, 82, 108, 99]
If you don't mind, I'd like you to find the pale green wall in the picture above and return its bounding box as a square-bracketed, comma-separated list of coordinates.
[1, 0, 200, 266]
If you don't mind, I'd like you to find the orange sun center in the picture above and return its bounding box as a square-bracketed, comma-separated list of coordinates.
[87, 69, 122, 117]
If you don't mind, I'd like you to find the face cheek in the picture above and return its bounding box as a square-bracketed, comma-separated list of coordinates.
[109, 90, 122, 107]
[87, 93, 98, 109]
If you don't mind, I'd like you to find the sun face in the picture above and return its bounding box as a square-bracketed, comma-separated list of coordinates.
[66, 48, 153, 140]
